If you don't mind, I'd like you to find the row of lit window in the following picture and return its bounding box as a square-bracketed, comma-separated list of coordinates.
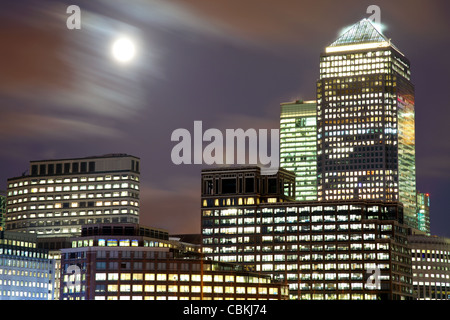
[298, 282, 385, 291]
[203, 206, 371, 217]
[320, 69, 392, 79]
[320, 56, 390, 66]
[11, 201, 136, 212]
[0, 252, 48, 262]
[413, 273, 450, 280]
[207, 210, 379, 221]
[91, 296, 275, 300]
[0, 279, 48, 288]
[324, 194, 393, 201]
[70, 239, 171, 249]
[10, 209, 138, 220]
[325, 187, 389, 193]
[204, 220, 379, 230]
[413, 281, 450, 287]
[298, 293, 378, 300]
[0, 239, 36, 248]
[208, 251, 390, 262]
[8, 193, 134, 207]
[9, 183, 138, 197]
[0, 291, 48, 299]
[93, 273, 268, 284]
[207, 215, 371, 225]
[323, 51, 391, 60]
[8, 174, 138, 189]
[321, 63, 390, 73]
[325, 169, 394, 177]
[64, 284, 280, 296]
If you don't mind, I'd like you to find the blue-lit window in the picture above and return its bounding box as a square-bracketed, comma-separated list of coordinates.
[107, 239, 117, 247]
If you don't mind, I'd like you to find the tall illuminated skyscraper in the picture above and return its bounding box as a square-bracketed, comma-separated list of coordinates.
[280, 100, 318, 201]
[316, 18, 417, 229]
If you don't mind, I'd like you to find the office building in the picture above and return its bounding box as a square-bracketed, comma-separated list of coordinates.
[316, 18, 417, 230]
[409, 234, 450, 299]
[201, 166, 413, 300]
[280, 100, 318, 201]
[416, 192, 430, 235]
[59, 223, 288, 300]
[5, 154, 140, 239]
[0, 231, 52, 300]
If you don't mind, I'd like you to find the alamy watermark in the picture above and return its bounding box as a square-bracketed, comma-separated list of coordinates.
[171, 121, 279, 175]
[367, 5, 381, 25]
[365, 265, 381, 290]
[66, 5, 81, 30]
[66, 264, 81, 295]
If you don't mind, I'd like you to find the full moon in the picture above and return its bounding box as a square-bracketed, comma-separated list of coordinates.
[111, 37, 136, 63]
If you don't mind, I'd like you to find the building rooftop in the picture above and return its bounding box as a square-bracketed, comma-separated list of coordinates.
[30, 153, 139, 163]
[326, 18, 403, 55]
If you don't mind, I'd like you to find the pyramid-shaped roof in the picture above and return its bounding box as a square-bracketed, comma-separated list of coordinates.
[329, 18, 389, 47]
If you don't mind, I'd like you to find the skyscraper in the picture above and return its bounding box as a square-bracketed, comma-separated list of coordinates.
[5, 154, 140, 239]
[316, 18, 417, 230]
[280, 100, 318, 201]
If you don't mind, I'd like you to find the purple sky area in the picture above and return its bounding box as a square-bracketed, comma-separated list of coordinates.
[1, 0, 449, 236]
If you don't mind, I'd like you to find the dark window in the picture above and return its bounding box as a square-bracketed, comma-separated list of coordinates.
[221, 178, 236, 194]
[31, 165, 38, 175]
[39, 164, 46, 175]
[48, 164, 54, 175]
[80, 162, 87, 172]
[89, 161, 95, 172]
[268, 178, 277, 194]
[72, 162, 79, 173]
[64, 163, 71, 173]
[245, 177, 255, 193]
[56, 163, 62, 174]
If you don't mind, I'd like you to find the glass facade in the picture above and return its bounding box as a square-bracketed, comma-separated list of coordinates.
[316, 18, 417, 230]
[416, 192, 430, 235]
[280, 100, 318, 201]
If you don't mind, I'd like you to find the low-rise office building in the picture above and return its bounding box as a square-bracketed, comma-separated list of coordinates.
[5, 154, 140, 239]
[409, 234, 450, 300]
[201, 166, 413, 300]
[0, 231, 52, 300]
[60, 223, 288, 300]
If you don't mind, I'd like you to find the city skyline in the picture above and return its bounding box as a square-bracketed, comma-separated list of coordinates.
[1, 0, 450, 238]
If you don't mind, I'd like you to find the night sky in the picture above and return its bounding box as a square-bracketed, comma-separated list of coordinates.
[1, 0, 449, 237]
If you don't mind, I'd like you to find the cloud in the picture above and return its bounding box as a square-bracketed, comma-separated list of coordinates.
[0, 112, 122, 142]
[0, 1, 150, 123]
[138, 177, 201, 234]
[115, 0, 450, 50]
